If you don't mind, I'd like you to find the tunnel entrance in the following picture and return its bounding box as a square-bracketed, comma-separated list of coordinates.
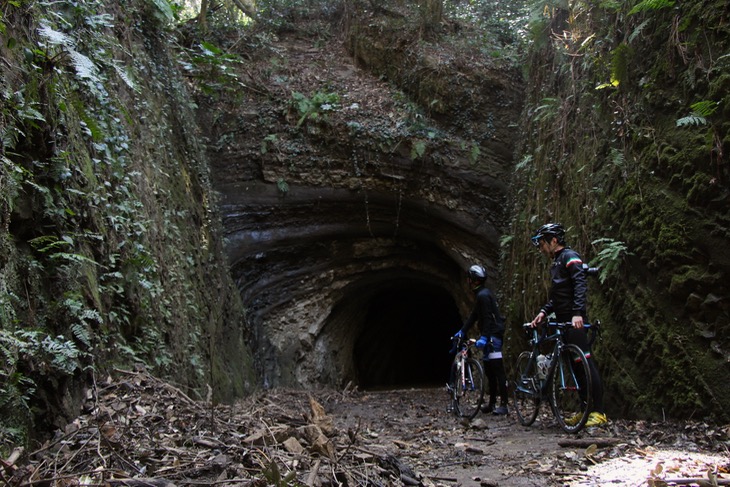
[353, 281, 462, 389]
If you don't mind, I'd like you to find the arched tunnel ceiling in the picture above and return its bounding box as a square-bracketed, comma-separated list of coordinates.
[219, 181, 505, 389]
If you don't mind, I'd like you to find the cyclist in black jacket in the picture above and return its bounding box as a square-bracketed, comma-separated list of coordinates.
[529, 223, 607, 427]
[454, 264, 509, 415]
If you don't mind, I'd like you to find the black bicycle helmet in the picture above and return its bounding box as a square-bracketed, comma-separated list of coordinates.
[467, 264, 487, 282]
[531, 223, 566, 247]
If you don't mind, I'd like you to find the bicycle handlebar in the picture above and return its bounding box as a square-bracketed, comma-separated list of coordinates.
[522, 320, 600, 346]
[522, 321, 593, 330]
[449, 335, 477, 354]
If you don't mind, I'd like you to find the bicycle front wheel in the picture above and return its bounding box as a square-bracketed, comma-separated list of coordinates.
[549, 344, 592, 433]
[453, 358, 485, 420]
[513, 351, 541, 426]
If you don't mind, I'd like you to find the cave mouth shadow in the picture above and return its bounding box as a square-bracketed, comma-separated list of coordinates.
[353, 282, 462, 390]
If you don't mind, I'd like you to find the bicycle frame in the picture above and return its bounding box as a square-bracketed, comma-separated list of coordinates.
[519, 327, 562, 397]
[513, 322, 593, 433]
[447, 336, 485, 420]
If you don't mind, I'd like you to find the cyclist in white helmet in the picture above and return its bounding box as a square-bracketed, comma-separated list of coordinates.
[454, 264, 508, 415]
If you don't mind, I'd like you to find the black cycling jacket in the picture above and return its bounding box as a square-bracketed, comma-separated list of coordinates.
[540, 247, 588, 321]
[460, 286, 505, 338]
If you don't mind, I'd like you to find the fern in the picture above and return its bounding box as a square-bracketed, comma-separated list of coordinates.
[277, 178, 289, 194]
[676, 115, 706, 127]
[609, 148, 625, 167]
[591, 238, 633, 284]
[629, 0, 675, 15]
[1, 329, 82, 440]
[532, 97, 558, 123]
[690, 100, 718, 117]
[515, 154, 533, 171]
[675, 98, 717, 128]
[629, 19, 651, 43]
[71, 323, 92, 348]
[41, 336, 81, 374]
[610, 43, 631, 87]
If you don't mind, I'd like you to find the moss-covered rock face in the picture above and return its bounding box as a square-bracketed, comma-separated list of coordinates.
[502, 0, 730, 422]
[0, 0, 255, 445]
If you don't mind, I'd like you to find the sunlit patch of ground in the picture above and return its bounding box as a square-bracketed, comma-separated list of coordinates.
[573, 447, 729, 486]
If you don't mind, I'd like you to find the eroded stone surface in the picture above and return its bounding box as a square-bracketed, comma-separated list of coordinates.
[200, 12, 524, 388]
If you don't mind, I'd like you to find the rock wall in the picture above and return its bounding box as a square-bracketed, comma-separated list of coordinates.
[0, 0, 256, 442]
[198, 5, 525, 388]
[502, 0, 730, 422]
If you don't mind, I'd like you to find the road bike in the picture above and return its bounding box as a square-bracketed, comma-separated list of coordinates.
[512, 321, 598, 433]
[446, 335, 485, 420]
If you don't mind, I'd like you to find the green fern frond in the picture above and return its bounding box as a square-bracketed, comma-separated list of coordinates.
[629, 19, 651, 42]
[41, 336, 81, 374]
[277, 178, 289, 194]
[591, 238, 633, 284]
[690, 100, 718, 117]
[609, 148, 625, 167]
[629, 0, 675, 15]
[532, 98, 559, 123]
[676, 115, 707, 127]
[515, 154, 533, 171]
[610, 43, 632, 87]
[71, 323, 92, 348]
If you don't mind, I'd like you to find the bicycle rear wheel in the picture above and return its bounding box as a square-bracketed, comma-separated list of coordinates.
[513, 351, 541, 426]
[549, 344, 592, 433]
[453, 358, 485, 420]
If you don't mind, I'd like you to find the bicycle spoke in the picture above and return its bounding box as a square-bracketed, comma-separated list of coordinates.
[456, 358, 484, 419]
[513, 351, 540, 426]
[550, 344, 592, 433]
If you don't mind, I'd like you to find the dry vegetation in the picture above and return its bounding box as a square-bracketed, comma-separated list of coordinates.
[2, 371, 728, 486]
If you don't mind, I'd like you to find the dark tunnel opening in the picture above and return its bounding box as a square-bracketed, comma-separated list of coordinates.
[353, 281, 462, 389]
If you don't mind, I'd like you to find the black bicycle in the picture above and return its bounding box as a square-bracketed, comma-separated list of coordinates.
[446, 336, 485, 420]
[513, 321, 597, 433]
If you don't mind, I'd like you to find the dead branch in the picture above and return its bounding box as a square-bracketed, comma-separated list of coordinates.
[558, 438, 622, 448]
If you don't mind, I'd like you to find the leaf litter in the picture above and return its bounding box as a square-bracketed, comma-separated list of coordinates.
[2, 370, 729, 486]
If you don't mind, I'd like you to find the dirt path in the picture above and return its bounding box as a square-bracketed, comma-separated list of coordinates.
[6, 373, 727, 487]
[323, 387, 729, 487]
[325, 387, 600, 486]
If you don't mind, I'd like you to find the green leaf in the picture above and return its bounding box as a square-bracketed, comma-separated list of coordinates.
[690, 100, 717, 117]
[150, 0, 175, 23]
[277, 178, 289, 194]
[629, 0, 675, 15]
[411, 140, 427, 160]
[676, 115, 706, 127]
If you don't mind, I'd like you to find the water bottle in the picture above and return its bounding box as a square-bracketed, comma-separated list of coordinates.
[537, 354, 548, 379]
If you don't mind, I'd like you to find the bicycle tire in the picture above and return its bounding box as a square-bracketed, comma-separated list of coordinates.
[549, 343, 592, 433]
[513, 351, 541, 426]
[453, 358, 485, 420]
[447, 360, 460, 415]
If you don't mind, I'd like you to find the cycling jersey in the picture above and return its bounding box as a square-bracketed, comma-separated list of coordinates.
[540, 247, 588, 321]
[460, 286, 505, 339]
